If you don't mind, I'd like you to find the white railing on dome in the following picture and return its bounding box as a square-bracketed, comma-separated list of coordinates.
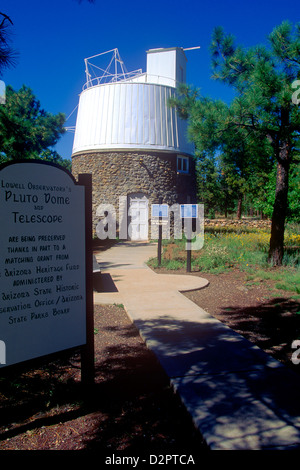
[82, 72, 179, 90]
[83, 48, 144, 90]
[82, 48, 179, 90]
[83, 69, 144, 89]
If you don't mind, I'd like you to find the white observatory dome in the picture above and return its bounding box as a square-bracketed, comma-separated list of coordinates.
[72, 48, 194, 156]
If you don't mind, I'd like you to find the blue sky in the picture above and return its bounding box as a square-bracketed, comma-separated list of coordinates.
[1, 0, 300, 160]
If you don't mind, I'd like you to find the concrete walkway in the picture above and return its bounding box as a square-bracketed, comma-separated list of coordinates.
[94, 241, 300, 450]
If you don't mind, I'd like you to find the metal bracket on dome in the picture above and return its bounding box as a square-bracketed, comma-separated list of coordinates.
[83, 48, 142, 89]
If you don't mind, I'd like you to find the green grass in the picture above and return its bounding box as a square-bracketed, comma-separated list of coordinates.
[148, 222, 300, 296]
[148, 258, 184, 270]
[113, 303, 125, 309]
[246, 267, 300, 297]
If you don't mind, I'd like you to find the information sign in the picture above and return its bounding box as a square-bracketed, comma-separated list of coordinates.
[151, 204, 169, 218]
[180, 204, 198, 219]
[0, 161, 87, 367]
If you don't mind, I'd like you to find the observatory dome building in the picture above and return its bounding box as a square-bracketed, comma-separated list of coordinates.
[71, 47, 197, 240]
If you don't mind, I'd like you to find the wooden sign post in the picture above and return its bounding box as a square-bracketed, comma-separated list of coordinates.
[0, 161, 94, 386]
[78, 173, 94, 386]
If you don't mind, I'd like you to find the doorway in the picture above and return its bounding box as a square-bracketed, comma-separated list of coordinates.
[128, 193, 149, 241]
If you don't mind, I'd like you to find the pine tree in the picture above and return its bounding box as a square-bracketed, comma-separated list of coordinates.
[210, 21, 300, 265]
[171, 21, 300, 265]
[0, 12, 16, 76]
[0, 85, 66, 161]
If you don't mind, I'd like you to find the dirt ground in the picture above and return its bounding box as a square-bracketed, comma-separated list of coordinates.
[182, 269, 300, 370]
[1, 264, 300, 453]
[0, 302, 207, 453]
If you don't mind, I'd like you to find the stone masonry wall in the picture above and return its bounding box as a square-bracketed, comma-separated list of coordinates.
[72, 151, 197, 233]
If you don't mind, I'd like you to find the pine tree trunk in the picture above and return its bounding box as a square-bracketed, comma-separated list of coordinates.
[224, 196, 228, 218]
[237, 195, 242, 219]
[268, 142, 290, 266]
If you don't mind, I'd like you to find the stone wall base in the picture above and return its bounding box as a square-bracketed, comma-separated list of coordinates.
[72, 150, 197, 239]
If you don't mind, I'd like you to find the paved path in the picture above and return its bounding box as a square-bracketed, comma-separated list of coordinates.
[94, 241, 300, 450]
